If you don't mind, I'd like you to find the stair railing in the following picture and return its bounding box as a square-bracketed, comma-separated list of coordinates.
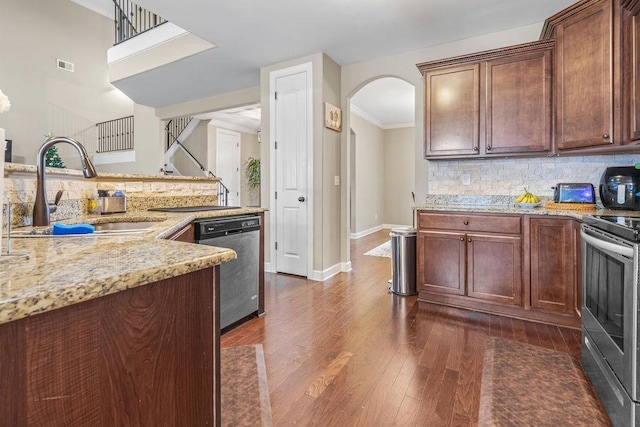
[164, 119, 231, 206]
[113, 0, 167, 45]
[96, 116, 134, 152]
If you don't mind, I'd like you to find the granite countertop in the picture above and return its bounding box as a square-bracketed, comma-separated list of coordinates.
[415, 195, 639, 220]
[0, 206, 266, 326]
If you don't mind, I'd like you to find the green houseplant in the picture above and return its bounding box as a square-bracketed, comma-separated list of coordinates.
[245, 157, 261, 206]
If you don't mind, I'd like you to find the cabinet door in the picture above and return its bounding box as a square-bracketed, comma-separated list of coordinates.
[626, 2, 640, 142]
[530, 218, 576, 315]
[466, 233, 522, 306]
[486, 50, 552, 154]
[424, 64, 480, 156]
[417, 230, 465, 295]
[555, 0, 614, 149]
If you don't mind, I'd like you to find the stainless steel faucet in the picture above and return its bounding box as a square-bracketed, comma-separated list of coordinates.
[33, 136, 98, 226]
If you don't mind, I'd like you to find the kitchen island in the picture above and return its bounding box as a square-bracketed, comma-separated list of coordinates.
[0, 206, 264, 426]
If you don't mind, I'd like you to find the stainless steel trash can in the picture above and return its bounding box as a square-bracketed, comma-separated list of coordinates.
[389, 227, 417, 296]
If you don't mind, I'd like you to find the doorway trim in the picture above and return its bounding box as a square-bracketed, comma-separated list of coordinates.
[269, 62, 314, 278]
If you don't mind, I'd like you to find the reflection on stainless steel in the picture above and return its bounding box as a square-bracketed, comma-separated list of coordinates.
[33, 137, 98, 226]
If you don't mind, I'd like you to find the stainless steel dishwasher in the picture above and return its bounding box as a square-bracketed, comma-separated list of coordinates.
[195, 215, 261, 330]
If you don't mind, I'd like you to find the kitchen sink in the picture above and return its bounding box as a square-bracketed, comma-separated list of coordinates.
[93, 221, 160, 231]
[10, 219, 165, 237]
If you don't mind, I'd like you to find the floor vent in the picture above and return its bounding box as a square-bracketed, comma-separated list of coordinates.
[57, 59, 74, 72]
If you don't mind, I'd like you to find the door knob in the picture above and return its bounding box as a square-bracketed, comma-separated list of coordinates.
[298, 196, 306, 202]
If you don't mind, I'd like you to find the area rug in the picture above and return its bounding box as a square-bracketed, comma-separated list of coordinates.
[364, 240, 391, 258]
[221, 344, 273, 427]
[478, 337, 610, 426]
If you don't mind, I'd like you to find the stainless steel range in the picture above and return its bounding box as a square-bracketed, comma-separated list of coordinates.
[581, 215, 640, 426]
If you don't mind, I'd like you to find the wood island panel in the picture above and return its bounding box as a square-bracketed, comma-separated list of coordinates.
[1, 267, 220, 426]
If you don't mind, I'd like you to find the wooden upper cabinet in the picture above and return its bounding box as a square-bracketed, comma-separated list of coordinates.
[418, 40, 554, 159]
[486, 50, 552, 154]
[424, 64, 480, 156]
[554, 0, 613, 150]
[623, 0, 640, 142]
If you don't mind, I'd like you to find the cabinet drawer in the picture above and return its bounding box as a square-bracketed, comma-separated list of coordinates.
[418, 212, 521, 234]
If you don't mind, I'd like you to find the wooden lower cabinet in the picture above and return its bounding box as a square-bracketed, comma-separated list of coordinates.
[418, 229, 522, 305]
[467, 232, 522, 306]
[168, 222, 195, 243]
[417, 211, 580, 328]
[529, 217, 579, 317]
[418, 230, 465, 295]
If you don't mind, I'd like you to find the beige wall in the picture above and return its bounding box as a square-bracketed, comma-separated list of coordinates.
[384, 126, 414, 226]
[97, 104, 164, 175]
[350, 113, 384, 234]
[0, 0, 134, 166]
[321, 54, 342, 270]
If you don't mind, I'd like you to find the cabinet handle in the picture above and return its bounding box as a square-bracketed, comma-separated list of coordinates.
[467, 238, 472, 242]
[460, 236, 464, 241]
[602, 134, 609, 139]
[473, 147, 479, 151]
[487, 146, 492, 151]
[463, 220, 469, 225]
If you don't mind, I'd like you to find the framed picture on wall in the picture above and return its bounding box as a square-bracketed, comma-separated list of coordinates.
[324, 103, 342, 132]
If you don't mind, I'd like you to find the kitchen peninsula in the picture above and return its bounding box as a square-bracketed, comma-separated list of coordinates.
[0, 164, 266, 425]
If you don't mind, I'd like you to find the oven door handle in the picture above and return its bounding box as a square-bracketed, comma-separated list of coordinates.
[581, 230, 635, 258]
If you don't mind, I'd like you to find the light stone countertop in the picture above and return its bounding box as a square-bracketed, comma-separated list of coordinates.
[415, 194, 640, 219]
[0, 207, 266, 325]
[415, 202, 639, 221]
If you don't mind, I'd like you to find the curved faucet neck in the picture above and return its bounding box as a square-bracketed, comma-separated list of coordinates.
[33, 137, 98, 226]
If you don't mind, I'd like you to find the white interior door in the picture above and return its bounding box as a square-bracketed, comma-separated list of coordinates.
[216, 128, 241, 206]
[274, 69, 309, 276]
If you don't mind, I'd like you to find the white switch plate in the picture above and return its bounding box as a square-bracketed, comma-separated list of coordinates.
[334, 175, 340, 186]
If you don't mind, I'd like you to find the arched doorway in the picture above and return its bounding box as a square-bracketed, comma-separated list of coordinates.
[348, 77, 415, 241]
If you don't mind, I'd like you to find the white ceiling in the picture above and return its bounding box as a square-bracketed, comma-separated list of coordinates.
[193, 103, 261, 133]
[107, 0, 575, 108]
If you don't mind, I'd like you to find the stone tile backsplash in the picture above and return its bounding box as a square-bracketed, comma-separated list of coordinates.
[3, 166, 219, 227]
[426, 154, 640, 200]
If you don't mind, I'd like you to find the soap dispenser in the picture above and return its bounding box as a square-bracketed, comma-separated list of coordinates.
[113, 184, 125, 197]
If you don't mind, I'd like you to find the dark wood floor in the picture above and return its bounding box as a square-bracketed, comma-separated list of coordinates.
[221, 229, 586, 426]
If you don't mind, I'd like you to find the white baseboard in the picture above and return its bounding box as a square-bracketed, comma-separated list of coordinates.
[264, 262, 274, 273]
[383, 223, 412, 230]
[350, 224, 383, 239]
[266, 261, 351, 280]
[309, 263, 342, 282]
